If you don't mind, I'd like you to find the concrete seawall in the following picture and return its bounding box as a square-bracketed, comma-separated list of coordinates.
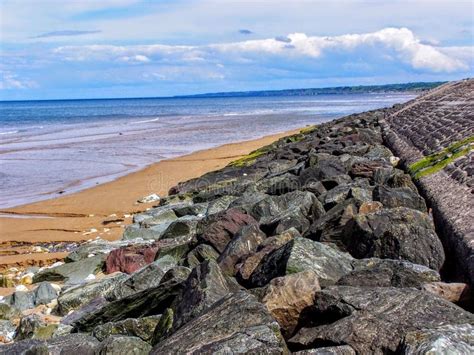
[381, 78, 474, 285]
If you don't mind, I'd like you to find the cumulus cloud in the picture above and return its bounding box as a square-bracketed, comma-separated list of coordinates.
[34, 30, 101, 38]
[52, 28, 471, 73]
[0, 71, 38, 90]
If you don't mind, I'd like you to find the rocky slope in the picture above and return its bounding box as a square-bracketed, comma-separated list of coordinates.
[1, 83, 473, 354]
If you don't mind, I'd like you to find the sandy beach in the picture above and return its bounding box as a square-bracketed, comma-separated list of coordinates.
[0, 128, 300, 271]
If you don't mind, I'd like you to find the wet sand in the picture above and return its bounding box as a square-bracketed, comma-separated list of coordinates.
[0, 129, 300, 270]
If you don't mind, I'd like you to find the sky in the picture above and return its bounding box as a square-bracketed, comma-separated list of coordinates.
[0, 0, 473, 100]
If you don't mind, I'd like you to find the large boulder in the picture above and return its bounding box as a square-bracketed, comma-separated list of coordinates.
[343, 207, 445, 270]
[197, 208, 257, 253]
[33, 255, 105, 284]
[373, 185, 427, 212]
[185, 244, 220, 268]
[173, 260, 236, 330]
[262, 271, 321, 337]
[337, 258, 440, 288]
[289, 286, 474, 354]
[95, 335, 152, 355]
[248, 237, 354, 287]
[151, 291, 287, 354]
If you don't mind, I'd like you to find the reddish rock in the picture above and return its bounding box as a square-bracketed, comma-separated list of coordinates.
[105, 243, 160, 274]
[359, 201, 383, 214]
[422, 282, 471, 307]
[198, 208, 257, 253]
[350, 161, 387, 178]
[262, 271, 320, 337]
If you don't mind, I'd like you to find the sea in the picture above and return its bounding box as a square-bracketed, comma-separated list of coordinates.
[0, 93, 416, 208]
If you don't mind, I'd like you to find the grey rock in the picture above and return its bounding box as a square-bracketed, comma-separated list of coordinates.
[65, 241, 122, 263]
[33, 255, 105, 285]
[289, 286, 474, 354]
[173, 260, 235, 330]
[0, 339, 47, 354]
[338, 258, 441, 288]
[151, 291, 287, 354]
[373, 185, 427, 212]
[249, 237, 354, 287]
[96, 335, 151, 355]
[161, 215, 200, 239]
[34, 282, 58, 305]
[61, 297, 109, 326]
[4, 291, 35, 311]
[45, 334, 99, 354]
[294, 345, 356, 354]
[92, 315, 161, 342]
[186, 244, 220, 268]
[57, 273, 127, 315]
[15, 314, 48, 341]
[0, 319, 16, 342]
[400, 323, 474, 354]
[343, 207, 445, 270]
[0, 302, 21, 321]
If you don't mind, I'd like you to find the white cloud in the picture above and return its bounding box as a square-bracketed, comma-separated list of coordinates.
[52, 28, 471, 73]
[0, 71, 37, 90]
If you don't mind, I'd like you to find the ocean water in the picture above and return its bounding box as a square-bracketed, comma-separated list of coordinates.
[0, 93, 416, 208]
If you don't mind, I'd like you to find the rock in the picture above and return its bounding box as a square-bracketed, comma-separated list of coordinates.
[137, 193, 161, 203]
[4, 291, 35, 311]
[105, 242, 160, 274]
[288, 286, 474, 354]
[150, 308, 173, 346]
[294, 345, 356, 354]
[343, 207, 445, 270]
[15, 314, 53, 341]
[151, 291, 287, 354]
[217, 224, 266, 276]
[71, 273, 185, 332]
[237, 228, 300, 284]
[422, 282, 471, 307]
[45, 334, 99, 354]
[33, 255, 105, 285]
[185, 244, 220, 268]
[350, 160, 389, 179]
[138, 208, 178, 228]
[323, 184, 351, 210]
[262, 271, 321, 337]
[65, 241, 126, 263]
[161, 216, 200, 239]
[248, 237, 354, 288]
[173, 260, 235, 330]
[153, 234, 195, 261]
[57, 273, 127, 315]
[61, 297, 109, 326]
[373, 185, 427, 212]
[337, 259, 440, 288]
[92, 315, 161, 342]
[107, 256, 177, 301]
[0, 320, 16, 342]
[197, 208, 257, 253]
[400, 323, 474, 354]
[358, 201, 383, 214]
[300, 157, 347, 183]
[96, 335, 152, 354]
[0, 339, 47, 354]
[349, 185, 373, 205]
[34, 282, 58, 306]
[0, 303, 21, 321]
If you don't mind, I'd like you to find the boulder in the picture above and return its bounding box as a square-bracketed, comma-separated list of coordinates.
[289, 286, 474, 354]
[197, 208, 257, 253]
[160, 216, 200, 239]
[107, 256, 176, 301]
[173, 260, 236, 330]
[57, 273, 127, 315]
[358, 201, 383, 214]
[71, 272, 185, 332]
[4, 291, 35, 311]
[34, 282, 59, 305]
[61, 297, 109, 326]
[218, 224, 266, 276]
[262, 271, 321, 337]
[151, 291, 287, 354]
[248, 237, 354, 287]
[0, 320, 16, 343]
[65, 240, 127, 263]
[95, 335, 152, 354]
[92, 316, 161, 342]
[105, 242, 160, 274]
[422, 282, 471, 307]
[337, 259, 440, 288]
[237, 228, 300, 284]
[185, 244, 220, 268]
[343, 207, 445, 270]
[15, 314, 56, 341]
[33, 255, 105, 285]
[294, 345, 356, 354]
[373, 185, 427, 212]
[400, 324, 474, 354]
[150, 308, 173, 346]
[0, 303, 21, 321]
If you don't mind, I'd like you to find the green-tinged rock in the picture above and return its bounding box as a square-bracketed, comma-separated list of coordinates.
[185, 244, 220, 268]
[96, 335, 152, 355]
[0, 319, 16, 342]
[151, 291, 288, 354]
[150, 308, 173, 346]
[0, 303, 21, 321]
[248, 237, 354, 287]
[92, 315, 161, 342]
[373, 185, 426, 212]
[33, 255, 105, 285]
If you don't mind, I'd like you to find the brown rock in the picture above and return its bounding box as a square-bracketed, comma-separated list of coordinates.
[262, 270, 320, 337]
[359, 201, 383, 214]
[237, 228, 299, 282]
[198, 208, 257, 253]
[350, 161, 387, 178]
[422, 282, 471, 307]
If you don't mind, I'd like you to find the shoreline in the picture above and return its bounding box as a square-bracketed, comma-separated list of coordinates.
[0, 127, 302, 271]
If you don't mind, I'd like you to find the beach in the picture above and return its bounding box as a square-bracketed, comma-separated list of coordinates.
[0, 128, 300, 272]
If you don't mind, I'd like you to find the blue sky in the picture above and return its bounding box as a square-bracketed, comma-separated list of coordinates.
[0, 0, 473, 100]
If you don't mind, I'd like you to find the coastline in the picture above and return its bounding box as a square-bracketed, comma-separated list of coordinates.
[0, 127, 302, 271]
